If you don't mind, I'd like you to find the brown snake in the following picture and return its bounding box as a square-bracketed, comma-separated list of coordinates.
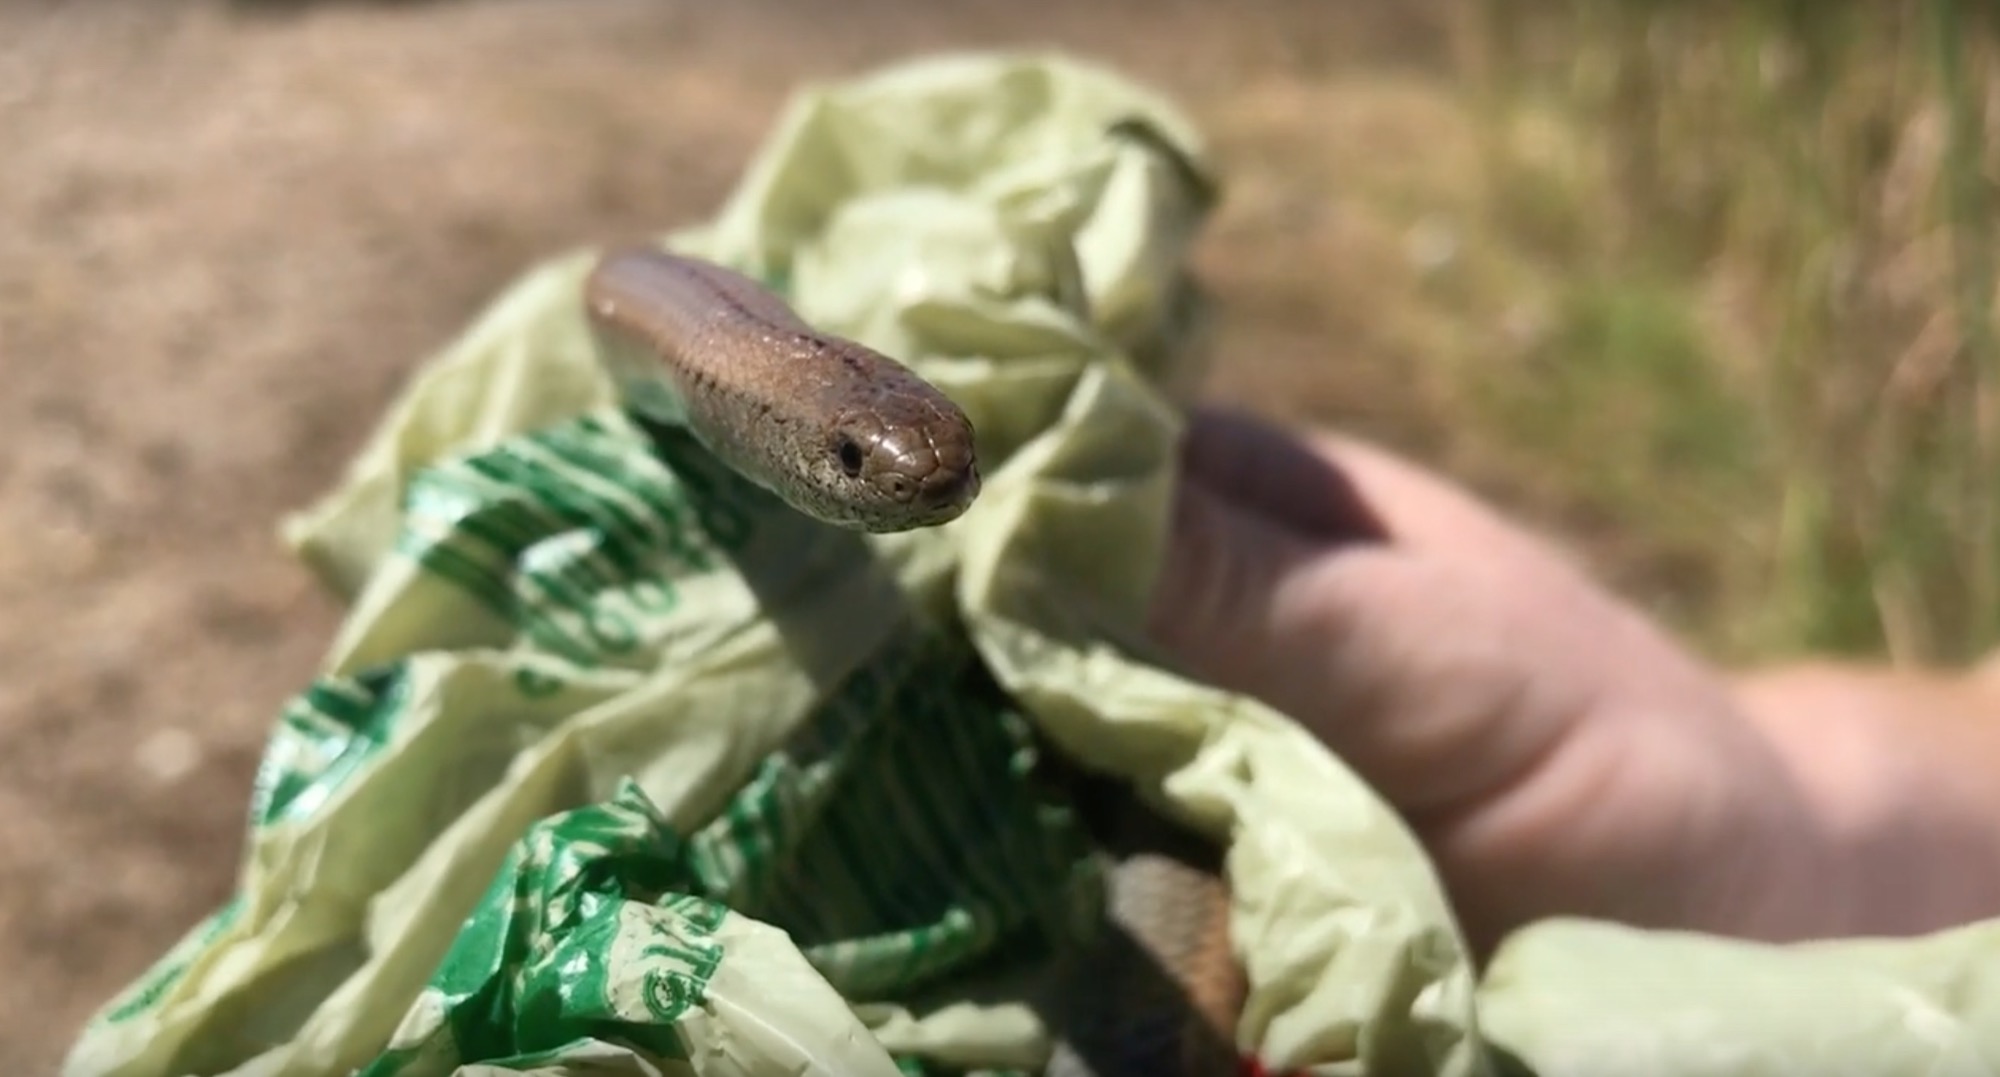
[582, 247, 1247, 1076]
[585, 246, 981, 534]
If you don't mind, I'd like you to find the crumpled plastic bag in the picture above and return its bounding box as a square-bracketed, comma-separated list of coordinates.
[1478, 918, 2000, 1077]
[63, 46, 2000, 1077]
[63, 50, 1481, 1077]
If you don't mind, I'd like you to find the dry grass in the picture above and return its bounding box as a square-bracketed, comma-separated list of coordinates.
[1435, 0, 2000, 665]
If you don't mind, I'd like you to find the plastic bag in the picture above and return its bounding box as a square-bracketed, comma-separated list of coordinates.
[65, 51, 1482, 1077]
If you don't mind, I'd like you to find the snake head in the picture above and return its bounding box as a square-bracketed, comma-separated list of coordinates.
[823, 395, 981, 531]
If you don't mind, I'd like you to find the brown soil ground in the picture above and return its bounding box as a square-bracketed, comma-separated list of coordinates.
[1, 1, 1468, 1070]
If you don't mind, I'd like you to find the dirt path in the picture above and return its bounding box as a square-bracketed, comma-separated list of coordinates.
[0, 1, 1455, 1069]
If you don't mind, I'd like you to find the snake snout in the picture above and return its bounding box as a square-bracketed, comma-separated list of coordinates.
[915, 458, 980, 513]
[827, 393, 979, 529]
[868, 428, 952, 503]
[846, 420, 979, 522]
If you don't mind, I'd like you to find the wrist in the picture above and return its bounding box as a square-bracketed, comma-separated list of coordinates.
[1737, 663, 2000, 938]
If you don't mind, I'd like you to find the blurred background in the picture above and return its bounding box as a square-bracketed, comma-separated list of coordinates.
[3, 0, 1996, 1071]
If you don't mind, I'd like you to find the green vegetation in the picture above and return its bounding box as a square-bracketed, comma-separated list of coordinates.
[1449, 0, 2000, 665]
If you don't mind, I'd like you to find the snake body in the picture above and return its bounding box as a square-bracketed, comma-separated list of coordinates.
[1046, 771, 1246, 1077]
[582, 247, 1244, 1076]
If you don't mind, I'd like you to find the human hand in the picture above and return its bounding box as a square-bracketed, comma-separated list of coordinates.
[1144, 407, 1966, 956]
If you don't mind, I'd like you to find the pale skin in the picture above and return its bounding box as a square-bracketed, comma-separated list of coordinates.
[1146, 406, 2000, 959]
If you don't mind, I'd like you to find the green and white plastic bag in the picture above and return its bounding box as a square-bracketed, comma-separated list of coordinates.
[62, 52, 1477, 1077]
[64, 49, 2000, 1077]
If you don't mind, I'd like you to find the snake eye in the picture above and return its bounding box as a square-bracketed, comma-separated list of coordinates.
[835, 436, 865, 477]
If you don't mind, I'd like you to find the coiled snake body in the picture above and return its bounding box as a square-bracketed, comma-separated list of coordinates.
[582, 247, 1245, 1076]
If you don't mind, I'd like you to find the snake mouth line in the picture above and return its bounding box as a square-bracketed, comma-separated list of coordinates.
[919, 463, 980, 512]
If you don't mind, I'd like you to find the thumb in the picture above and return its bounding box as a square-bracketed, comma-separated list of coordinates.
[1145, 480, 1324, 708]
[1147, 477, 1571, 816]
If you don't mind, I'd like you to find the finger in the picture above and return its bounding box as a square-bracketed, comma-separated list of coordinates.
[1177, 406, 1386, 544]
[1146, 478, 1324, 700]
[1149, 465, 1595, 815]
[1181, 406, 1586, 578]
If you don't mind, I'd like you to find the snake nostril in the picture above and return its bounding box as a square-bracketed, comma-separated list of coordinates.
[835, 437, 864, 478]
